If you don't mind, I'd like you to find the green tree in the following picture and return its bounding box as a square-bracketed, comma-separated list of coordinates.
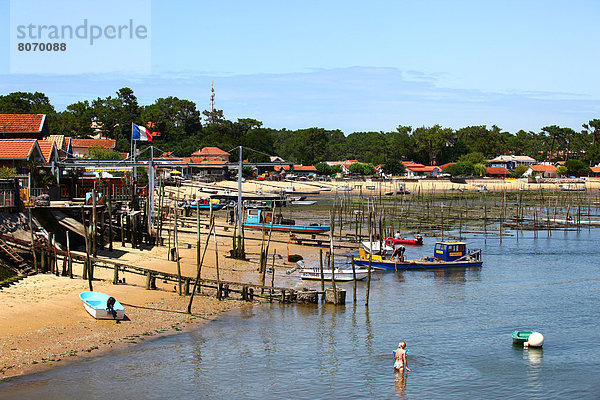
[315, 162, 332, 176]
[86, 146, 123, 160]
[0, 167, 16, 179]
[0, 91, 55, 114]
[444, 161, 474, 177]
[473, 163, 487, 177]
[458, 152, 486, 164]
[555, 165, 568, 177]
[564, 159, 591, 176]
[382, 159, 406, 176]
[511, 164, 529, 178]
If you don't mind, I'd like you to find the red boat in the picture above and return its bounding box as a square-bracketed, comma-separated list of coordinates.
[385, 235, 423, 246]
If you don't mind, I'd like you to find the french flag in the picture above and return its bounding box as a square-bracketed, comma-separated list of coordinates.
[132, 123, 152, 141]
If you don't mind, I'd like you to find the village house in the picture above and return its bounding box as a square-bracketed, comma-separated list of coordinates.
[522, 164, 557, 178]
[325, 160, 358, 175]
[71, 138, 116, 158]
[402, 161, 442, 177]
[274, 164, 317, 178]
[47, 135, 72, 159]
[485, 166, 510, 178]
[0, 114, 49, 139]
[37, 141, 60, 166]
[488, 155, 536, 170]
[0, 139, 45, 174]
[191, 147, 230, 162]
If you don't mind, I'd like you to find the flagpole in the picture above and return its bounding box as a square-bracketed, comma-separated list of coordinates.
[148, 145, 154, 236]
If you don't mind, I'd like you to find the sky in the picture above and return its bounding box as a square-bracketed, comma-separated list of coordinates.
[1, 0, 599, 134]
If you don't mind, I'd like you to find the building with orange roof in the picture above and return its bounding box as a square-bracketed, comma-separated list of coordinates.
[71, 138, 116, 158]
[523, 164, 557, 178]
[0, 139, 45, 172]
[485, 166, 510, 177]
[0, 114, 49, 139]
[37, 141, 59, 165]
[191, 147, 230, 162]
[274, 164, 317, 177]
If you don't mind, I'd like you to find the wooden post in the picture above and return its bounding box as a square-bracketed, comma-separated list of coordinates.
[352, 257, 357, 303]
[174, 203, 182, 295]
[211, 204, 221, 286]
[107, 184, 113, 251]
[329, 210, 337, 303]
[29, 208, 38, 273]
[365, 211, 373, 307]
[66, 231, 73, 279]
[319, 249, 325, 298]
[187, 218, 216, 313]
[120, 213, 125, 247]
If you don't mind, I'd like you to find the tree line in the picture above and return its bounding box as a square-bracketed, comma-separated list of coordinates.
[1, 88, 599, 167]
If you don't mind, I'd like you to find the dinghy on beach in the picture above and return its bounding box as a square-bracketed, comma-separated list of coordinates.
[79, 291, 125, 320]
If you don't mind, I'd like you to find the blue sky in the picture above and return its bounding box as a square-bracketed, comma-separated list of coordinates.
[1, 0, 599, 134]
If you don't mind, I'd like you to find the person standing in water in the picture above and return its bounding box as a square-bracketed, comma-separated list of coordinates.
[394, 342, 410, 373]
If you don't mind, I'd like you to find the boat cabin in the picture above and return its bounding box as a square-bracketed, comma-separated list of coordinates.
[434, 241, 467, 261]
[246, 209, 294, 225]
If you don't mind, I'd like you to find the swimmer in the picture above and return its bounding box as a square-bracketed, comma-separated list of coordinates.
[394, 342, 411, 373]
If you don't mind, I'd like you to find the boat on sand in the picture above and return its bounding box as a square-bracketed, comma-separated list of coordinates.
[79, 291, 125, 320]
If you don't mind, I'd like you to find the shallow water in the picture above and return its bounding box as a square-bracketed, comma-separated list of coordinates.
[2, 229, 600, 399]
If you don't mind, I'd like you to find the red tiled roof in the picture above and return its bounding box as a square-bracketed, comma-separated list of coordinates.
[0, 139, 40, 159]
[0, 114, 45, 133]
[274, 164, 316, 172]
[591, 166, 600, 173]
[408, 166, 440, 172]
[486, 167, 510, 176]
[530, 164, 556, 172]
[191, 147, 230, 156]
[71, 139, 116, 149]
[38, 140, 57, 163]
[439, 162, 456, 170]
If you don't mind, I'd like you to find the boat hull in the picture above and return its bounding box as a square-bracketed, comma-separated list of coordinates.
[79, 291, 125, 320]
[353, 258, 483, 270]
[243, 223, 330, 234]
[300, 268, 368, 281]
[512, 330, 535, 344]
[385, 237, 423, 246]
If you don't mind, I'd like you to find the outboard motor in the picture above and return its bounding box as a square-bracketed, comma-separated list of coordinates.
[106, 297, 117, 320]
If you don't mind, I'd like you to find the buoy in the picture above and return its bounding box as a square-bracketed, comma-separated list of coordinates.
[526, 332, 544, 347]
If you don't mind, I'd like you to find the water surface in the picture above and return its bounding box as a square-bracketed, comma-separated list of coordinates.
[2, 229, 600, 399]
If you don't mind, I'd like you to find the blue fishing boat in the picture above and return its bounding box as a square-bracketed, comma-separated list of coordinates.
[182, 198, 226, 211]
[242, 209, 330, 234]
[79, 291, 125, 320]
[354, 241, 482, 270]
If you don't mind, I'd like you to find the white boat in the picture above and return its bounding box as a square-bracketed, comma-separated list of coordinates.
[283, 186, 321, 195]
[79, 291, 125, 320]
[300, 267, 369, 281]
[361, 241, 394, 255]
[559, 184, 585, 192]
[291, 200, 317, 205]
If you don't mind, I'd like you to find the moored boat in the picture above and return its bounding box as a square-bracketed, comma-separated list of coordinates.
[300, 267, 369, 281]
[79, 291, 125, 320]
[354, 241, 482, 270]
[512, 330, 535, 345]
[385, 235, 423, 246]
[243, 208, 330, 234]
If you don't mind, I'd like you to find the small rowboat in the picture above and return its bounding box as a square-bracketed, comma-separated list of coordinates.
[79, 291, 125, 320]
[300, 267, 369, 281]
[512, 331, 535, 345]
[385, 235, 423, 246]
